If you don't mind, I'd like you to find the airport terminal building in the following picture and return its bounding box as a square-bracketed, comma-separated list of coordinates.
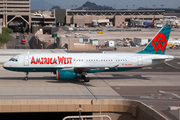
[0, 0, 31, 31]
[55, 9, 164, 27]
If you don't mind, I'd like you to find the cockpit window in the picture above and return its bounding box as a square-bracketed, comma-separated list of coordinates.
[9, 58, 18, 62]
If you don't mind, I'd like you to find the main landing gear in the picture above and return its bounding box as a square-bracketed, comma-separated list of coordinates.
[81, 75, 90, 82]
[24, 72, 29, 81]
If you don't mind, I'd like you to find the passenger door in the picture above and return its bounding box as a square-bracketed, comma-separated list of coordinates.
[24, 56, 29, 66]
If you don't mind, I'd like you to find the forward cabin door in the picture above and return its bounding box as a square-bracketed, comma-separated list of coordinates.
[24, 56, 29, 66]
[137, 56, 143, 66]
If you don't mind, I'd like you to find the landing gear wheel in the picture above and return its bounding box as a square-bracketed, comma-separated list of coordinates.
[81, 75, 85, 79]
[24, 72, 29, 81]
[84, 77, 90, 82]
[24, 77, 28, 81]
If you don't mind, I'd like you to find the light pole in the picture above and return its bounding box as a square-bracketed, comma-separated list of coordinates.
[76, 107, 82, 120]
[67, 30, 71, 51]
[41, 43, 43, 49]
[133, 5, 135, 10]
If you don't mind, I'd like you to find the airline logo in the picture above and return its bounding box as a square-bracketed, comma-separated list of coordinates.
[151, 33, 167, 52]
[31, 56, 72, 64]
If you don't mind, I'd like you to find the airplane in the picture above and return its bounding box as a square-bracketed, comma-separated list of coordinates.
[143, 16, 155, 27]
[3, 26, 174, 82]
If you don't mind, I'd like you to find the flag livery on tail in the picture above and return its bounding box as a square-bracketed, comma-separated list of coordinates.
[138, 26, 171, 54]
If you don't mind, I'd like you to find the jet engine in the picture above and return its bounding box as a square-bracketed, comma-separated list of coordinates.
[56, 70, 77, 80]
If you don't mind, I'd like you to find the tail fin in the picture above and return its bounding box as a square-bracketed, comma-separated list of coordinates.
[150, 16, 155, 27]
[138, 26, 171, 54]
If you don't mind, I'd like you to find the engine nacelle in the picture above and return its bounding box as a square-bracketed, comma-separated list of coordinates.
[56, 70, 77, 80]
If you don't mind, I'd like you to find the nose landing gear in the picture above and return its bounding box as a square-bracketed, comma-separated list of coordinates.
[24, 72, 29, 81]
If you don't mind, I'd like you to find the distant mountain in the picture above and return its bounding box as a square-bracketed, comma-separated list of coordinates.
[75, 1, 115, 10]
[31, 0, 51, 10]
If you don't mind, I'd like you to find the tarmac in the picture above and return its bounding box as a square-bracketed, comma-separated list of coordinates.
[0, 66, 180, 120]
[0, 46, 180, 119]
[0, 26, 179, 120]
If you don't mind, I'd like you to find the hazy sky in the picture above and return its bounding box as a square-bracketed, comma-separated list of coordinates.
[32, 0, 180, 9]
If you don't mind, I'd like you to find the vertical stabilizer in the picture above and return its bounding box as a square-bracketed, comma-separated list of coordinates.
[138, 26, 171, 54]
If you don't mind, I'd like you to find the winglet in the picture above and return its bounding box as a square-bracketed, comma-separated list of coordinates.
[138, 26, 171, 54]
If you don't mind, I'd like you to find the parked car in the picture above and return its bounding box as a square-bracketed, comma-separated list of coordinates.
[16, 32, 19, 39]
[75, 33, 81, 35]
[89, 31, 96, 34]
[21, 39, 26, 44]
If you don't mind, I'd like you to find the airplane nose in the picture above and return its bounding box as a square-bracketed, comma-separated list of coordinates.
[3, 62, 8, 68]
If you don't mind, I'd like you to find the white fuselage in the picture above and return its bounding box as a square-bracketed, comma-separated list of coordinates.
[3, 53, 174, 73]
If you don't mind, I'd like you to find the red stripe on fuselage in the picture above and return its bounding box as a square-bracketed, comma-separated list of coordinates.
[3, 67, 64, 69]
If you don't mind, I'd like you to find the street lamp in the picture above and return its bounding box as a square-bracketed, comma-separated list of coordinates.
[41, 43, 43, 49]
[67, 30, 71, 51]
[76, 107, 82, 120]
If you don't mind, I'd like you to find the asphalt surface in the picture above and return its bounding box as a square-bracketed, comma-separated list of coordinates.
[2, 28, 180, 119]
[6, 33, 35, 49]
[112, 86, 180, 120]
[0, 56, 180, 120]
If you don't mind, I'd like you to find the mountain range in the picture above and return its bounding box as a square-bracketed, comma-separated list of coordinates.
[75, 1, 115, 10]
[31, 0, 114, 10]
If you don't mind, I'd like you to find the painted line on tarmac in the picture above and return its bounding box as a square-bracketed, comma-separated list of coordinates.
[159, 90, 180, 99]
[142, 67, 152, 69]
[164, 61, 180, 70]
